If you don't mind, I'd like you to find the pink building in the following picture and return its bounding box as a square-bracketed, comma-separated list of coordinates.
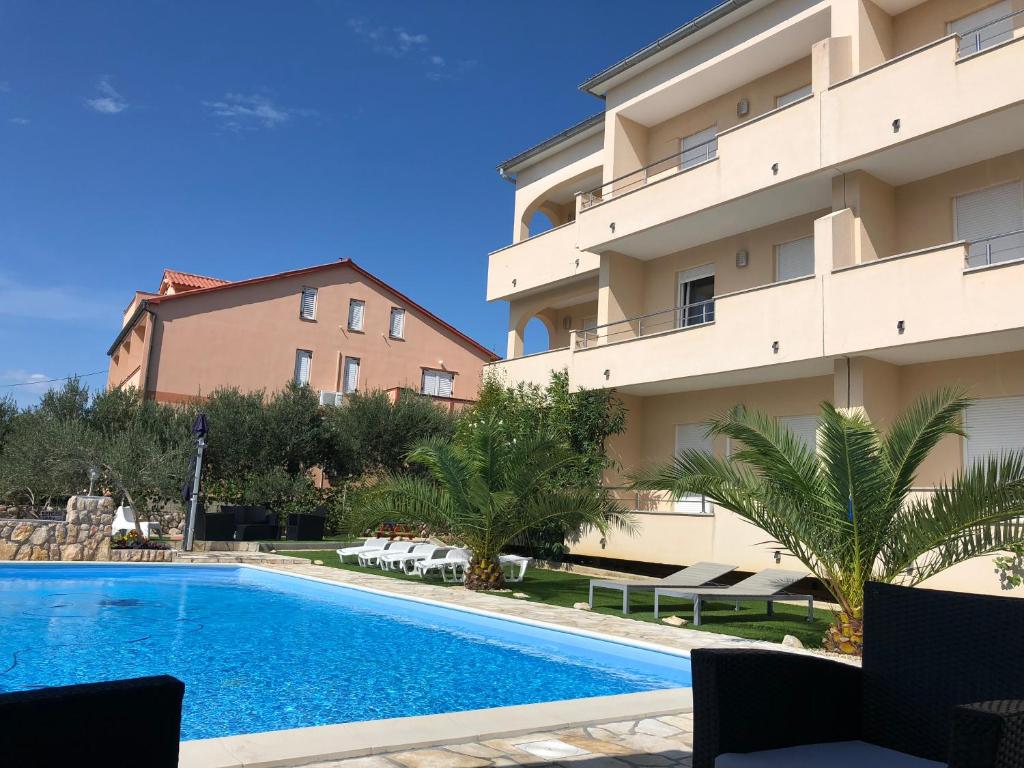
[107, 260, 498, 405]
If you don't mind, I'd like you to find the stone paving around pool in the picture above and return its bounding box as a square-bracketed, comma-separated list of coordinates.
[303, 714, 695, 767]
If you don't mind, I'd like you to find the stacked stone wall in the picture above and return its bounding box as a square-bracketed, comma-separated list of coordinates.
[0, 495, 114, 561]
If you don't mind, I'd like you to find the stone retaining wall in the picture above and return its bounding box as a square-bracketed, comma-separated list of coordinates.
[110, 548, 175, 562]
[0, 495, 114, 561]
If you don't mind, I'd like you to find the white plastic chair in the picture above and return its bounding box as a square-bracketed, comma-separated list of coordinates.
[112, 505, 160, 538]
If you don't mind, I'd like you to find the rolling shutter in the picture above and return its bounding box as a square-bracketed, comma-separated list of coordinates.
[422, 369, 454, 397]
[950, 1, 1012, 56]
[674, 423, 713, 514]
[955, 182, 1024, 267]
[964, 396, 1024, 466]
[300, 287, 317, 320]
[389, 308, 405, 339]
[776, 84, 812, 108]
[348, 299, 365, 331]
[294, 350, 312, 386]
[780, 415, 817, 451]
[342, 357, 360, 393]
[680, 126, 718, 169]
[776, 237, 815, 281]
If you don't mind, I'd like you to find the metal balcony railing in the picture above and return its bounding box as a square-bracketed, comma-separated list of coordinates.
[966, 229, 1024, 268]
[955, 8, 1022, 57]
[578, 136, 718, 210]
[605, 486, 714, 516]
[575, 298, 715, 349]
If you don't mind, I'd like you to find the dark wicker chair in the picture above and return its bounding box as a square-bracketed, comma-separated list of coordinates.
[692, 582, 1024, 768]
[194, 509, 236, 541]
[287, 507, 326, 541]
[226, 505, 279, 541]
[0, 675, 184, 767]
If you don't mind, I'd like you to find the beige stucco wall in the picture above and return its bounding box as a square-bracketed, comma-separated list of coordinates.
[129, 265, 494, 403]
[893, 0, 1024, 56]
[107, 313, 153, 392]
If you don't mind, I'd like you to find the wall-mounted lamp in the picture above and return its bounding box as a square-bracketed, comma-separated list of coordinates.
[736, 249, 749, 268]
[897, 319, 905, 334]
[512, 278, 517, 287]
[771, 162, 779, 176]
[773, 550, 782, 564]
[737, 98, 750, 117]
[772, 340, 780, 353]
[563, 317, 572, 330]
[574, 258, 580, 268]
[609, 222, 616, 233]
[603, 369, 611, 380]
[892, 118, 901, 133]
[600, 537, 607, 549]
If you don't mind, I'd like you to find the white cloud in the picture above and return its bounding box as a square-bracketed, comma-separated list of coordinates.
[8, 117, 30, 125]
[348, 17, 449, 71]
[201, 93, 314, 132]
[0, 274, 113, 323]
[0, 369, 56, 407]
[85, 77, 128, 114]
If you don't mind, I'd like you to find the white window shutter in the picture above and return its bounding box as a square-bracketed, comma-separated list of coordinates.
[950, 1, 1012, 56]
[389, 308, 405, 338]
[965, 396, 1024, 466]
[956, 182, 1024, 267]
[776, 237, 815, 281]
[776, 84, 812, 108]
[421, 370, 438, 396]
[437, 372, 453, 398]
[294, 350, 312, 386]
[680, 126, 717, 169]
[343, 357, 360, 393]
[780, 415, 818, 451]
[348, 299, 365, 331]
[673, 423, 713, 514]
[300, 287, 317, 320]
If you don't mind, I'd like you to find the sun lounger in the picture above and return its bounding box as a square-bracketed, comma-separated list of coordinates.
[415, 548, 471, 580]
[653, 568, 813, 625]
[358, 540, 415, 567]
[499, 554, 532, 583]
[589, 562, 738, 614]
[379, 543, 442, 572]
[336, 537, 387, 563]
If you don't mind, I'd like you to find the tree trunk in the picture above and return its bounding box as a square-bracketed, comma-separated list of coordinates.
[823, 611, 863, 656]
[464, 556, 505, 591]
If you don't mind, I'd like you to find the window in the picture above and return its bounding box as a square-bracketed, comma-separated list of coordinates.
[780, 415, 818, 452]
[299, 287, 317, 320]
[342, 356, 360, 394]
[421, 369, 454, 398]
[776, 84, 812, 108]
[389, 307, 406, 339]
[674, 423, 713, 515]
[294, 350, 312, 386]
[964, 396, 1024, 466]
[955, 181, 1024, 267]
[676, 264, 715, 328]
[775, 236, 815, 281]
[348, 299, 365, 331]
[950, 1, 1013, 57]
[680, 126, 718, 170]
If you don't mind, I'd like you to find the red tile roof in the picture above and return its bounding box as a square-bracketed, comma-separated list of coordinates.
[160, 269, 230, 292]
[143, 259, 499, 361]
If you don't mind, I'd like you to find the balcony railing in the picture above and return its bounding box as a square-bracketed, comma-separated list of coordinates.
[578, 136, 718, 210]
[956, 8, 1023, 58]
[966, 229, 1024, 268]
[575, 299, 715, 349]
[606, 487, 713, 516]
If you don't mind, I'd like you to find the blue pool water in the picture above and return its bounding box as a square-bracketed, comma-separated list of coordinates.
[0, 565, 690, 740]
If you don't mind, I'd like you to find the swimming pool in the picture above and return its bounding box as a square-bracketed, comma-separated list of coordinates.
[0, 564, 691, 740]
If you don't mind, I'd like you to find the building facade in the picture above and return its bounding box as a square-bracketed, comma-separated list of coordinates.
[487, 0, 1024, 595]
[108, 260, 497, 405]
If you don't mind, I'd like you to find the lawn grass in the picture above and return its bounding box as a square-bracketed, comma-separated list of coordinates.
[284, 550, 832, 648]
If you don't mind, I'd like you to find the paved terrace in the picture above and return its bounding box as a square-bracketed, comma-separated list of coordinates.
[182, 557, 821, 768]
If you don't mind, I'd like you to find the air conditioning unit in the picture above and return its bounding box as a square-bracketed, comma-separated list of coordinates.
[318, 390, 344, 407]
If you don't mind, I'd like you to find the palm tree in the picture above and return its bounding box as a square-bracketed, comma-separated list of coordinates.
[354, 416, 632, 590]
[632, 389, 1024, 654]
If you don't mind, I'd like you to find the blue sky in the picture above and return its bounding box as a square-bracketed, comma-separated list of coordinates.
[0, 0, 717, 406]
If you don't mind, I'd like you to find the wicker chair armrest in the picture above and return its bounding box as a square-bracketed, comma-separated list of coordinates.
[948, 700, 1024, 768]
[691, 648, 863, 768]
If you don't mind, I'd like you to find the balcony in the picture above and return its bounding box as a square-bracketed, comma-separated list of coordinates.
[486, 223, 598, 302]
[486, 346, 571, 389]
[825, 235, 1024, 360]
[570, 275, 827, 392]
[821, 30, 1024, 182]
[576, 95, 826, 258]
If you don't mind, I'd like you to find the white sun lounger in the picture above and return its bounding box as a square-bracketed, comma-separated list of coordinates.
[379, 543, 441, 572]
[415, 548, 471, 580]
[358, 540, 415, 567]
[499, 554, 532, 583]
[336, 537, 388, 563]
[653, 568, 813, 625]
[112, 505, 161, 539]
